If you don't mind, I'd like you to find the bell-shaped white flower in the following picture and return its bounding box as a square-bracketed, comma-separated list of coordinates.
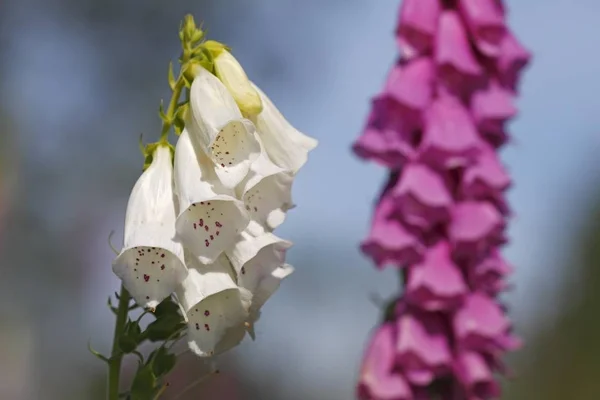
[235, 133, 294, 230]
[214, 49, 263, 116]
[112, 145, 187, 309]
[176, 254, 252, 357]
[188, 66, 261, 188]
[226, 223, 294, 327]
[251, 82, 318, 174]
[174, 129, 249, 264]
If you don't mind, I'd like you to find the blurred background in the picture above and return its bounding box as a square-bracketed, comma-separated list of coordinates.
[0, 0, 599, 399]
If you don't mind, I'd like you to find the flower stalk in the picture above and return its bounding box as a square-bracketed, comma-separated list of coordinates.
[108, 285, 131, 400]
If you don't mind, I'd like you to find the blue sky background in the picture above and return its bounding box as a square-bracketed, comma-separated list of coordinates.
[1, 0, 599, 399]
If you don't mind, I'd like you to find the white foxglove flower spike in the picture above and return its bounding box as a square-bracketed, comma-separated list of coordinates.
[174, 129, 249, 264]
[214, 49, 263, 116]
[236, 133, 294, 230]
[176, 254, 252, 357]
[250, 83, 318, 174]
[226, 225, 293, 324]
[188, 65, 261, 188]
[112, 145, 187, 309]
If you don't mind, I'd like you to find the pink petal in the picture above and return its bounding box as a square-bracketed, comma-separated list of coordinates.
[468, 250, 513, 295]
[454, 292, 514, 352]
[385, 58, 435, 114]
[461, 145, 511, 214]
[396, 311, 452, 385]
[453, 352, 501, 399]
[406, 242, 468, 311]
[358, 324, 414, 400]
[448, 201, 505, 259]
[458, 0, 506, 56]
[361, 194, 425, 269]
[497, 30, 531, 92]
[471, 80, 517, 136]
[396, 0, 442, 59]
[435, 11, 483, 96]
[419, 95, 481, 169]
[353, 96, 419, 168]
[393, 163, 452, 230]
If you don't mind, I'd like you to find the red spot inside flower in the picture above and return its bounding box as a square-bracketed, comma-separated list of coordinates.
[193, 223, 197, 229]
[144, 274, 150, 282]
[215, 221, 222, 228]
[199, 219, 204, 227]
[204, 324, 210, 331]
[241, 267, 246, 275]
[195, 323, 200, 330]
[210, 235, 214, 240]
[216, 231, 220, 236]
[146, 296, 150, 300]
[204, 310, 210, 316]
[225, 152, 229, 155]
[246, 206, 250, 211]
[253, 207, 258, 212]
[207, 202, 211, 205]
[161, 254, 165, 258]
[136, 258, 139, 261]
[205, 240, 210, 247]
[221, 163, 225, 167]
[161, 265, 165, 270]
[204, 225, 209, 232]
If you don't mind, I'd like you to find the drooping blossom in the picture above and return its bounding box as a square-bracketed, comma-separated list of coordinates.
[113, 54, 317, 357]
[354, 0, 529, 398]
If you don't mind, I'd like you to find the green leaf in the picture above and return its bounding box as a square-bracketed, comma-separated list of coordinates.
[119, 320, 143, 353]
[167, 62, 177, 91]
[145, 315, 185, 342]
[88, 341, 109, 363]
[130, 363, 157, 400]
[152, 346, 177, 378]
[107, 296, 118, 315]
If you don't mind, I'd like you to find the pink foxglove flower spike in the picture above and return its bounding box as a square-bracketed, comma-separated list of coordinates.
[354, 0, 530, 398]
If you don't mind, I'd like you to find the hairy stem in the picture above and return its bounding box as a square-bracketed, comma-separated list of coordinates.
[108, 284, 131, 400]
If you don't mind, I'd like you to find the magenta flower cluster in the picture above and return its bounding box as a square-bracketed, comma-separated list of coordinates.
[353, 0, 530, 399]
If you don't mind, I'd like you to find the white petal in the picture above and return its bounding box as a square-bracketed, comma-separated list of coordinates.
[235, 133, 294, 230]
[225, 229, 293, 320]
[174, 129, 250, 264]
[176, 254, 252, 357]
[189, 66, 260, 188]
[214, 50, 263, 116]
[251, 82, 318, 174]
[112, 146, 187, 309]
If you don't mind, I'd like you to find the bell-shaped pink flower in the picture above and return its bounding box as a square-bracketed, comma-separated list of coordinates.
[461, 146, 511, 214]
[358, 323, 414, 400]
[361, 193, 424, 268]
[448, 201, 506, 259]
[458, 0, 506, 57]
[453, 352, 501, 399]
[497, 30, 532, 92]
[420, 95, 481, 169]
[406, 242, 468, 310]
[454, 292, 520, 353]
[470, 80, 517, 146]
[353, 96, 418, 168]
[396, 0, 441, 59]
[396, 309, 452, 385]
[392, 163, 453, 230]
[435, 11, 483, 96]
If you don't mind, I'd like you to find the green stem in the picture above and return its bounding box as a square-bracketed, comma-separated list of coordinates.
[159, 77, 186, 141]
[107, 284, 131, 400]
